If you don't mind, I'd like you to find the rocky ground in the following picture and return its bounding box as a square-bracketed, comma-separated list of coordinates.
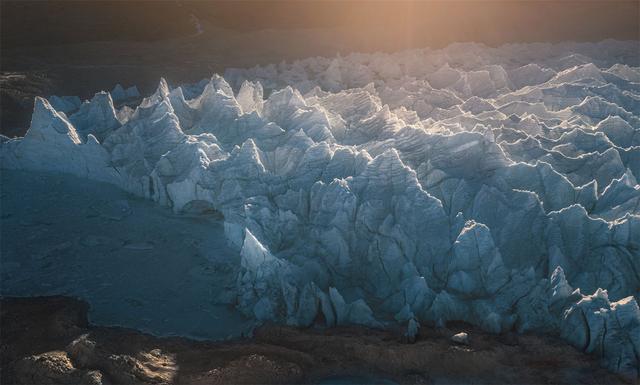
[1, 296, 629, 385]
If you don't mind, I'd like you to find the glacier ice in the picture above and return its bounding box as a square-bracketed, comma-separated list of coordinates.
[111, 84, 141, 103]
[2, 40, 639, 378]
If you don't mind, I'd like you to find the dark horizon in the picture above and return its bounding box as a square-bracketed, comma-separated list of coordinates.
[2, 1, 639, 51]
[1, 0, 638, 137]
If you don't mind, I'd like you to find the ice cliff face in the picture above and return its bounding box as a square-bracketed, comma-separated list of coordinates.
[2, 41, 639, 378]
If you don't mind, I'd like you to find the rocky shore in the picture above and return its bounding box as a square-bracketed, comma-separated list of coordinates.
[0, 296, 628, 384]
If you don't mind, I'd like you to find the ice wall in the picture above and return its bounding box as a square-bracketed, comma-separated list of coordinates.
[2, 41, 639, 378]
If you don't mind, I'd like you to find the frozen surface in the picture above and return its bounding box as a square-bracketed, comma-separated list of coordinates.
[1, 41, 640, 377]
[1, 170, 253, 340]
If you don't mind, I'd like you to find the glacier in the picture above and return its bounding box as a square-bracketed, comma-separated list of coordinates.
[1, 40, 639, 378]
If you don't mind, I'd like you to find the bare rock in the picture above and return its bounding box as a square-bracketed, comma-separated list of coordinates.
[13, 351, 105, 385]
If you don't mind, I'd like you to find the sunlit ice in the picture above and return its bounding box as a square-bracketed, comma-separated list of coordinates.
[1, 1, 639, 384]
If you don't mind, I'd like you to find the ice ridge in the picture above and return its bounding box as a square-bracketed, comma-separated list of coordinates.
[2, 40, 639, 378]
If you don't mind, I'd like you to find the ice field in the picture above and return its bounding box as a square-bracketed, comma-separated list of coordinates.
[2, 41, 639, 377]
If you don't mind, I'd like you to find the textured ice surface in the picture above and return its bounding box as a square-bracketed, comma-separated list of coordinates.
[2, 41, 639, 378]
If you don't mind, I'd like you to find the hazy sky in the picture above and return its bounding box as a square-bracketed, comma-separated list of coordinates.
[2, 1, 639, 50]
[1, 0, 637, 134]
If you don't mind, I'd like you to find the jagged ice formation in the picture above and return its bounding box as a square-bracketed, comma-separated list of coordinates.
[2, 41, 639, 378]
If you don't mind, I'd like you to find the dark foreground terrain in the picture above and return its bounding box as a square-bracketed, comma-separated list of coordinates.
[0, 296, 628, 385]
